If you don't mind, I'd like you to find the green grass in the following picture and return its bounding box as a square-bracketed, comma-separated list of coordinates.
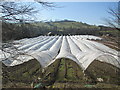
[30, 21, 99, 31]
[85, 60, 120, 84]
[99, 30, 118, 33]
[2, 58, 120, 88]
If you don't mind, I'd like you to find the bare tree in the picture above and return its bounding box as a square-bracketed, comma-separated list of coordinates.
[0, 1, 56, 87]
[0, 1, 54, 22]
[0, 0, 55, 72]
[0, 0, 55, 58]
[0, 1, 55, 40]
[105, 2, 120, 31]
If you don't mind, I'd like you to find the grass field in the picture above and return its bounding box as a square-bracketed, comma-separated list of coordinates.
[2, 58, 120, 89]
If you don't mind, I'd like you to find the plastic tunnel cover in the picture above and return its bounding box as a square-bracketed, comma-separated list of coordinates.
[1, 35, 120, 71]
[28, 36, 63, 68]
[56, 36, 83, 69]
[84, 53, 120, 70]
[96, 54, 120, 69]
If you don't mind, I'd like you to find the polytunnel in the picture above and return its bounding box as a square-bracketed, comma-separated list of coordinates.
[0, 35, 120, 71]
[55, 36, 82, 68]
[27, 36, 63, 68]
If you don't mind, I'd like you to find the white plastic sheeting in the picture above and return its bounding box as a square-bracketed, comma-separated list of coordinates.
[28, 36, 63, 67]
[55, 36, 82, 68]
[0, 50, 10, 59]
[1, 35, 120, 70]
[75, 35, 102, 40]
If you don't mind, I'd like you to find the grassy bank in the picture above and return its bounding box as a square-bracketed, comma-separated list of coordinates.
[2, 58, 120, 89]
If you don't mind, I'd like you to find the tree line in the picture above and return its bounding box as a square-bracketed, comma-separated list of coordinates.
[2, 21, 119, 42]
[1, 2, 119, 42]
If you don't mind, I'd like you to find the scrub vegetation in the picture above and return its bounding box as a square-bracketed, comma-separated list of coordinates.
[2, 58, 120, 89]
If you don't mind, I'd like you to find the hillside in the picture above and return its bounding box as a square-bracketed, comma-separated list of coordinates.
[2, 20, 118, 42]
[33, 20, 99, 31]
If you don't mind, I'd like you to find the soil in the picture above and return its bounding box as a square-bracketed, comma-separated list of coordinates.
[2, 58, 120, 89]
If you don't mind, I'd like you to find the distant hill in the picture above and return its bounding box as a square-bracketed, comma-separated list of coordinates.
[32, 20, 99, 32]
[2, 20, 118, 41]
